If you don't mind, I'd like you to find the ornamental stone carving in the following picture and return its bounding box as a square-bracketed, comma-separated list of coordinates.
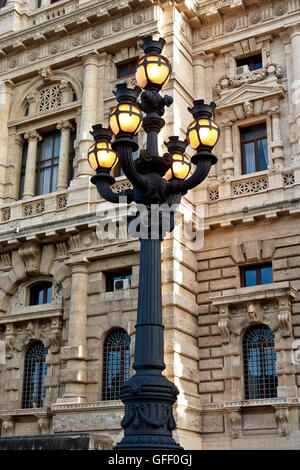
[18, 242, 42, 275]
[39, 67, 53, 83]
[2, 417, 15, 436]
[215, 63, 284, 96]
[37, 415, 51, 435]
[229, 410, 242, 439]
[92, 28, 103, 39]
[243, 100, 254, 117]
[275, 407, 289, 436]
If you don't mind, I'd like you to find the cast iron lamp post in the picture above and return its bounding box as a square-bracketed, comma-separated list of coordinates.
[88, 36, 220, 450]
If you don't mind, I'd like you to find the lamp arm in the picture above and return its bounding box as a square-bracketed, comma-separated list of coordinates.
[93, 175, 134, 204]
[113, 139, 146, 193]
[167, 157, 212, 195]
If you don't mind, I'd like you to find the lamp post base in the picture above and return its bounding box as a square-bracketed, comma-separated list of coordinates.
[114, 373, 183, 450]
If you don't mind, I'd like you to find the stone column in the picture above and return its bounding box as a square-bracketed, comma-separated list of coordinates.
[56, 120, 74, 191]
[97, 52, 108, 123]
[23, 131, 42, 199]
[11, 134, 24, 201]
[59, 259, 89, 403]
[0, 81, 14, 204]
[26, 93, 38, 115]
[221, 119, 234, 176]
[193, 52, 206, 100]
[289, 25, 300, 157]
[205, 53, 215, 103]
[77, 52, 99, 177]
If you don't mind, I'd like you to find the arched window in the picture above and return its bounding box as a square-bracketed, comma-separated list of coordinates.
[29, 282, 52, 306]
[22, 341, 48, 408]
[102, 328, 130, 401]
[243, 324, 278, 400]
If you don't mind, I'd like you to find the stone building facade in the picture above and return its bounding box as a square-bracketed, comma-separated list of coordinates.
[0, 0, 299, 450]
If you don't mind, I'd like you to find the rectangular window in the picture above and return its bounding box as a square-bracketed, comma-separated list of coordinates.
[241, 263, 273, 287]
[240, 123, 268, 174]
[106, 269, 132, 292]
[0, 0, 7, 7]
[19, 141, 28, 199]
[117, 60, 137, 79]
[236, 53, 263, 72]
[35, 130, 60, 196]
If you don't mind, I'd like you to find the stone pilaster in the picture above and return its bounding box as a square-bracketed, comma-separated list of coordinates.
[0, 81, 14, 204]
[23, 131, 42, 199]
[221, 119, 234, 176]
[193, 52, 206, 101]
[269, 105, 284, 167]
[56, 120, 74, 191]
[58, 259, 89, 403]
[288, 25, 300, 158]
[77, 53, 99, 177]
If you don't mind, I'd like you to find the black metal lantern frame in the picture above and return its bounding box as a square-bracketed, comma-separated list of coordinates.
[90, 36, 219, 450]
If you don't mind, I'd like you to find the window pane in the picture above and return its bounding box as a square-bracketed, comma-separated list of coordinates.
[243, 142, 256, 174]
[46, 286, 52, 303]
[241, 124, 266, 140]
[53, 132, 60, 156]
[19, 143, 28, 199]
[51, 164, 58, 192]
[261, 266, 273, 284]
[244, 268, 257, 287]
[258, 138, 268, 171]
[38, 166, 51, 195]
[40, 135, 53, 161]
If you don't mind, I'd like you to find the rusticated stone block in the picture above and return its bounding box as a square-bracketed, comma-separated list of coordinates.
[60, 346, 88, 361]
[60, 369, 87, 384]
[201, 414, 224, 433]
[199, 381, 224, 393]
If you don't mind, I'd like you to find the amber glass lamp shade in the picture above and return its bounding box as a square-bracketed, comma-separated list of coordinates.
[88, 141, 118, 171]
[109, 104, 143, 136]
[165, 154, 191, 180]
[136, 54, 171, 90]
[187, 118, 220, 150]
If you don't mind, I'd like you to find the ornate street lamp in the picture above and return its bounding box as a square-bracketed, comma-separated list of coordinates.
[88, 36, 220, 450]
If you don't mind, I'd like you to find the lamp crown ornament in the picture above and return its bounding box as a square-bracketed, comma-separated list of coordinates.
[141, 35, 166, 55]
[164, 136, 188, 154]
[89, 124, 112, 142]
[188, 99, 216, 120]
[113, 82, 142, 104]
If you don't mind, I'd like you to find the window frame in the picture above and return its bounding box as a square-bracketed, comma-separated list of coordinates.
[29, 282, 53, 306]
[22, 341, 48, 409]
[243, 324, 278, 400]
[106, 269, 132, 292]
[102, 328, 131, 401]
[236, 53, 263, 72]
[35, 130, 60, 196]
[240, 122, 268, 174]
[240, 262, 273, 288]
[116, 59, 137, 79]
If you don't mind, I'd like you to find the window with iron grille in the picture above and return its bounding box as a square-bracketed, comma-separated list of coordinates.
[22, 341, 48, 408]
[0, 0, 7, 8]
[243, 324, 278, 400]
[102, 328, 131, 401]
